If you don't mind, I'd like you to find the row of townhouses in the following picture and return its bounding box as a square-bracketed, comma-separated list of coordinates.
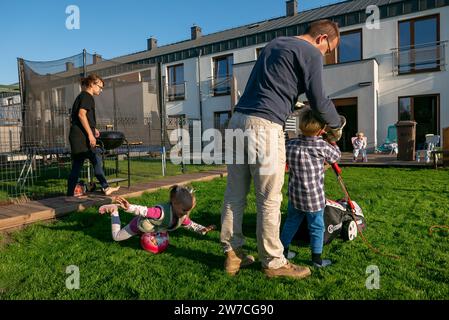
[16, 0, 449, 153]
[0, 90, 21, 153]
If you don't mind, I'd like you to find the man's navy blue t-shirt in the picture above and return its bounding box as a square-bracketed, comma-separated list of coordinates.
[234, 36, 340, 128]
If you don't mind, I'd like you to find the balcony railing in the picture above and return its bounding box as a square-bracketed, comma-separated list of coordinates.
[392, 41, 447, 75]
[166, 82, 186, 101]
[209, 76, 231, 96]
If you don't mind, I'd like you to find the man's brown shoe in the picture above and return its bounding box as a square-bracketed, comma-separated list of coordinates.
[264, 262, 311, 279]
[224, 249, 255, 275]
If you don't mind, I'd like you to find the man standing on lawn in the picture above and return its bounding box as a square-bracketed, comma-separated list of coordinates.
[220, 20, 345, 279]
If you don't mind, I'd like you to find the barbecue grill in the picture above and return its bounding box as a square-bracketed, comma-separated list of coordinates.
[98, 131, 126, 150]
[96, 131, 130, 188]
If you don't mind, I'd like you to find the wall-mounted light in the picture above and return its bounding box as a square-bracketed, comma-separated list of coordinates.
[358, 81, 372, 87]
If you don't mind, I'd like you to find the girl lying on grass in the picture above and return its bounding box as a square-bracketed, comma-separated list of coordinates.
[99, 185, 216, 253]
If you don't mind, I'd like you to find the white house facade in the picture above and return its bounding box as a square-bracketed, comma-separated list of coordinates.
[122, 0, 447, 152]
[20, 0, 449, 153]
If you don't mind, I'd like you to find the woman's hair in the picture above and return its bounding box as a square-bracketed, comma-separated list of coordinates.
[169, 185, 195, 208]
[299, 108, 325, 136]
[305, 19, 340, 44]
[80, 74, 104, 88]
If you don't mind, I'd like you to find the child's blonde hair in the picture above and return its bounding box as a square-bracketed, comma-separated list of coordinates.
[299, 108, 325, 136]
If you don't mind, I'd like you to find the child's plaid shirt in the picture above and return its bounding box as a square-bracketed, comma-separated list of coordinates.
[287, 135, 341, 212]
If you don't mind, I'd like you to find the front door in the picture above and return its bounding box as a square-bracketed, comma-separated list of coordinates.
[333, 98, 358, 152]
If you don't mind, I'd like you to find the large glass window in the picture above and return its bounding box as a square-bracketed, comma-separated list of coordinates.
[398, 95, 439, 148]
[213, 55, 233, 96]
[338, 29, 362, 63]
[167, 64, 185, 101]
[398, 15, 439, 73]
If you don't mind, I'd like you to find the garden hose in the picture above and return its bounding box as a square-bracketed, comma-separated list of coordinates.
[429, 225, 449, 236]
[331, 163, 400, 260]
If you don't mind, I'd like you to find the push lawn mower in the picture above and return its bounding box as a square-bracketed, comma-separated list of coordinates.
[294, 162, 366, 245]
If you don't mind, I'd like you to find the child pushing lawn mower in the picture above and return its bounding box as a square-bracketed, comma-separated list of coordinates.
[281, 108, 366, 267]
[293, 163, 366, 246]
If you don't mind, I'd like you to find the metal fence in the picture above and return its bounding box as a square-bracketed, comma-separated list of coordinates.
[0, 51, 212, 203]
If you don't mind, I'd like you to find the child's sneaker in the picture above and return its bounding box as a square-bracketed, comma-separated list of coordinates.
[313, 259, 332, 268]
[287, 251, 297, 259]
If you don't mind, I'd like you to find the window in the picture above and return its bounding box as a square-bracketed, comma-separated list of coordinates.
[167, 114, 186, 129]
[55, 88, 65, 108]
[140, 69, 153, 82]
[167, 64, 185, 101]
[214, 111, 231, 130]
[398, 15, 440, 74]
[7, 98, 14, 105]
[403, 0, 418, 14]
[398, 95, 439, 148]
[398, 97, 412, 121]
[338, 29, 362, 63]
[257, 34, 266, 43]
[419, 0, 434, 10]
[389, 2, 403, 16]
[256, 47, 264, 59]
[346, 12, 360, 25]
[213, 55, 233, 96]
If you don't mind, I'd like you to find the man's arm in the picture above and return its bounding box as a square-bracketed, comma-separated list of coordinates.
[304, 55, 341, 129]
[78, 108, 96, 148]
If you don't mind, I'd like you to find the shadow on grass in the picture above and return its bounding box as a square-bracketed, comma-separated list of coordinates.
[42, 211, 227, 271]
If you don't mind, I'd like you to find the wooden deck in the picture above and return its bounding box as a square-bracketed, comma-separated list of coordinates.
[0, 169, 227, 232]
[338, 152, 440, 168]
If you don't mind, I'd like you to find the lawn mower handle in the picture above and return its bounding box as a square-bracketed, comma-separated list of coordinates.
[330, 162, 356, 212]
[331, 162, 342, 176]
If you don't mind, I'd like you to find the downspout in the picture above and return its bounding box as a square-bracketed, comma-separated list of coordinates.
[197, 48, 203, 137]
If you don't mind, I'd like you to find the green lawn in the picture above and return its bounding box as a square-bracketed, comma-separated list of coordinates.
[1, 167, 449, 299]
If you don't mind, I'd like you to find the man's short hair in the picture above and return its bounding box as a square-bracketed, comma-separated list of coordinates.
[81, 73, 104, 88]
[305, 19, 340, 44]
[299, 108, 325, 136]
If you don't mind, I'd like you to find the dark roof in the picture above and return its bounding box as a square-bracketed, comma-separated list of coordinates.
[112, 0, 448, 65]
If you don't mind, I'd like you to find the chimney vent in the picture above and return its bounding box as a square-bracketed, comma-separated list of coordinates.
[147, 37, 158, 51]
[191, 25, 202, 40]
[286, 0, 298, 17]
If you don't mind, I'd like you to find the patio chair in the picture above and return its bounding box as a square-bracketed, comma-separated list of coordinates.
[375, 125, 398, 155]
[416, 134, 441, 163]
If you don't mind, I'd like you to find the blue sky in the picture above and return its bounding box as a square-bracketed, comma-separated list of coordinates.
[0, 0, 345, 84]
